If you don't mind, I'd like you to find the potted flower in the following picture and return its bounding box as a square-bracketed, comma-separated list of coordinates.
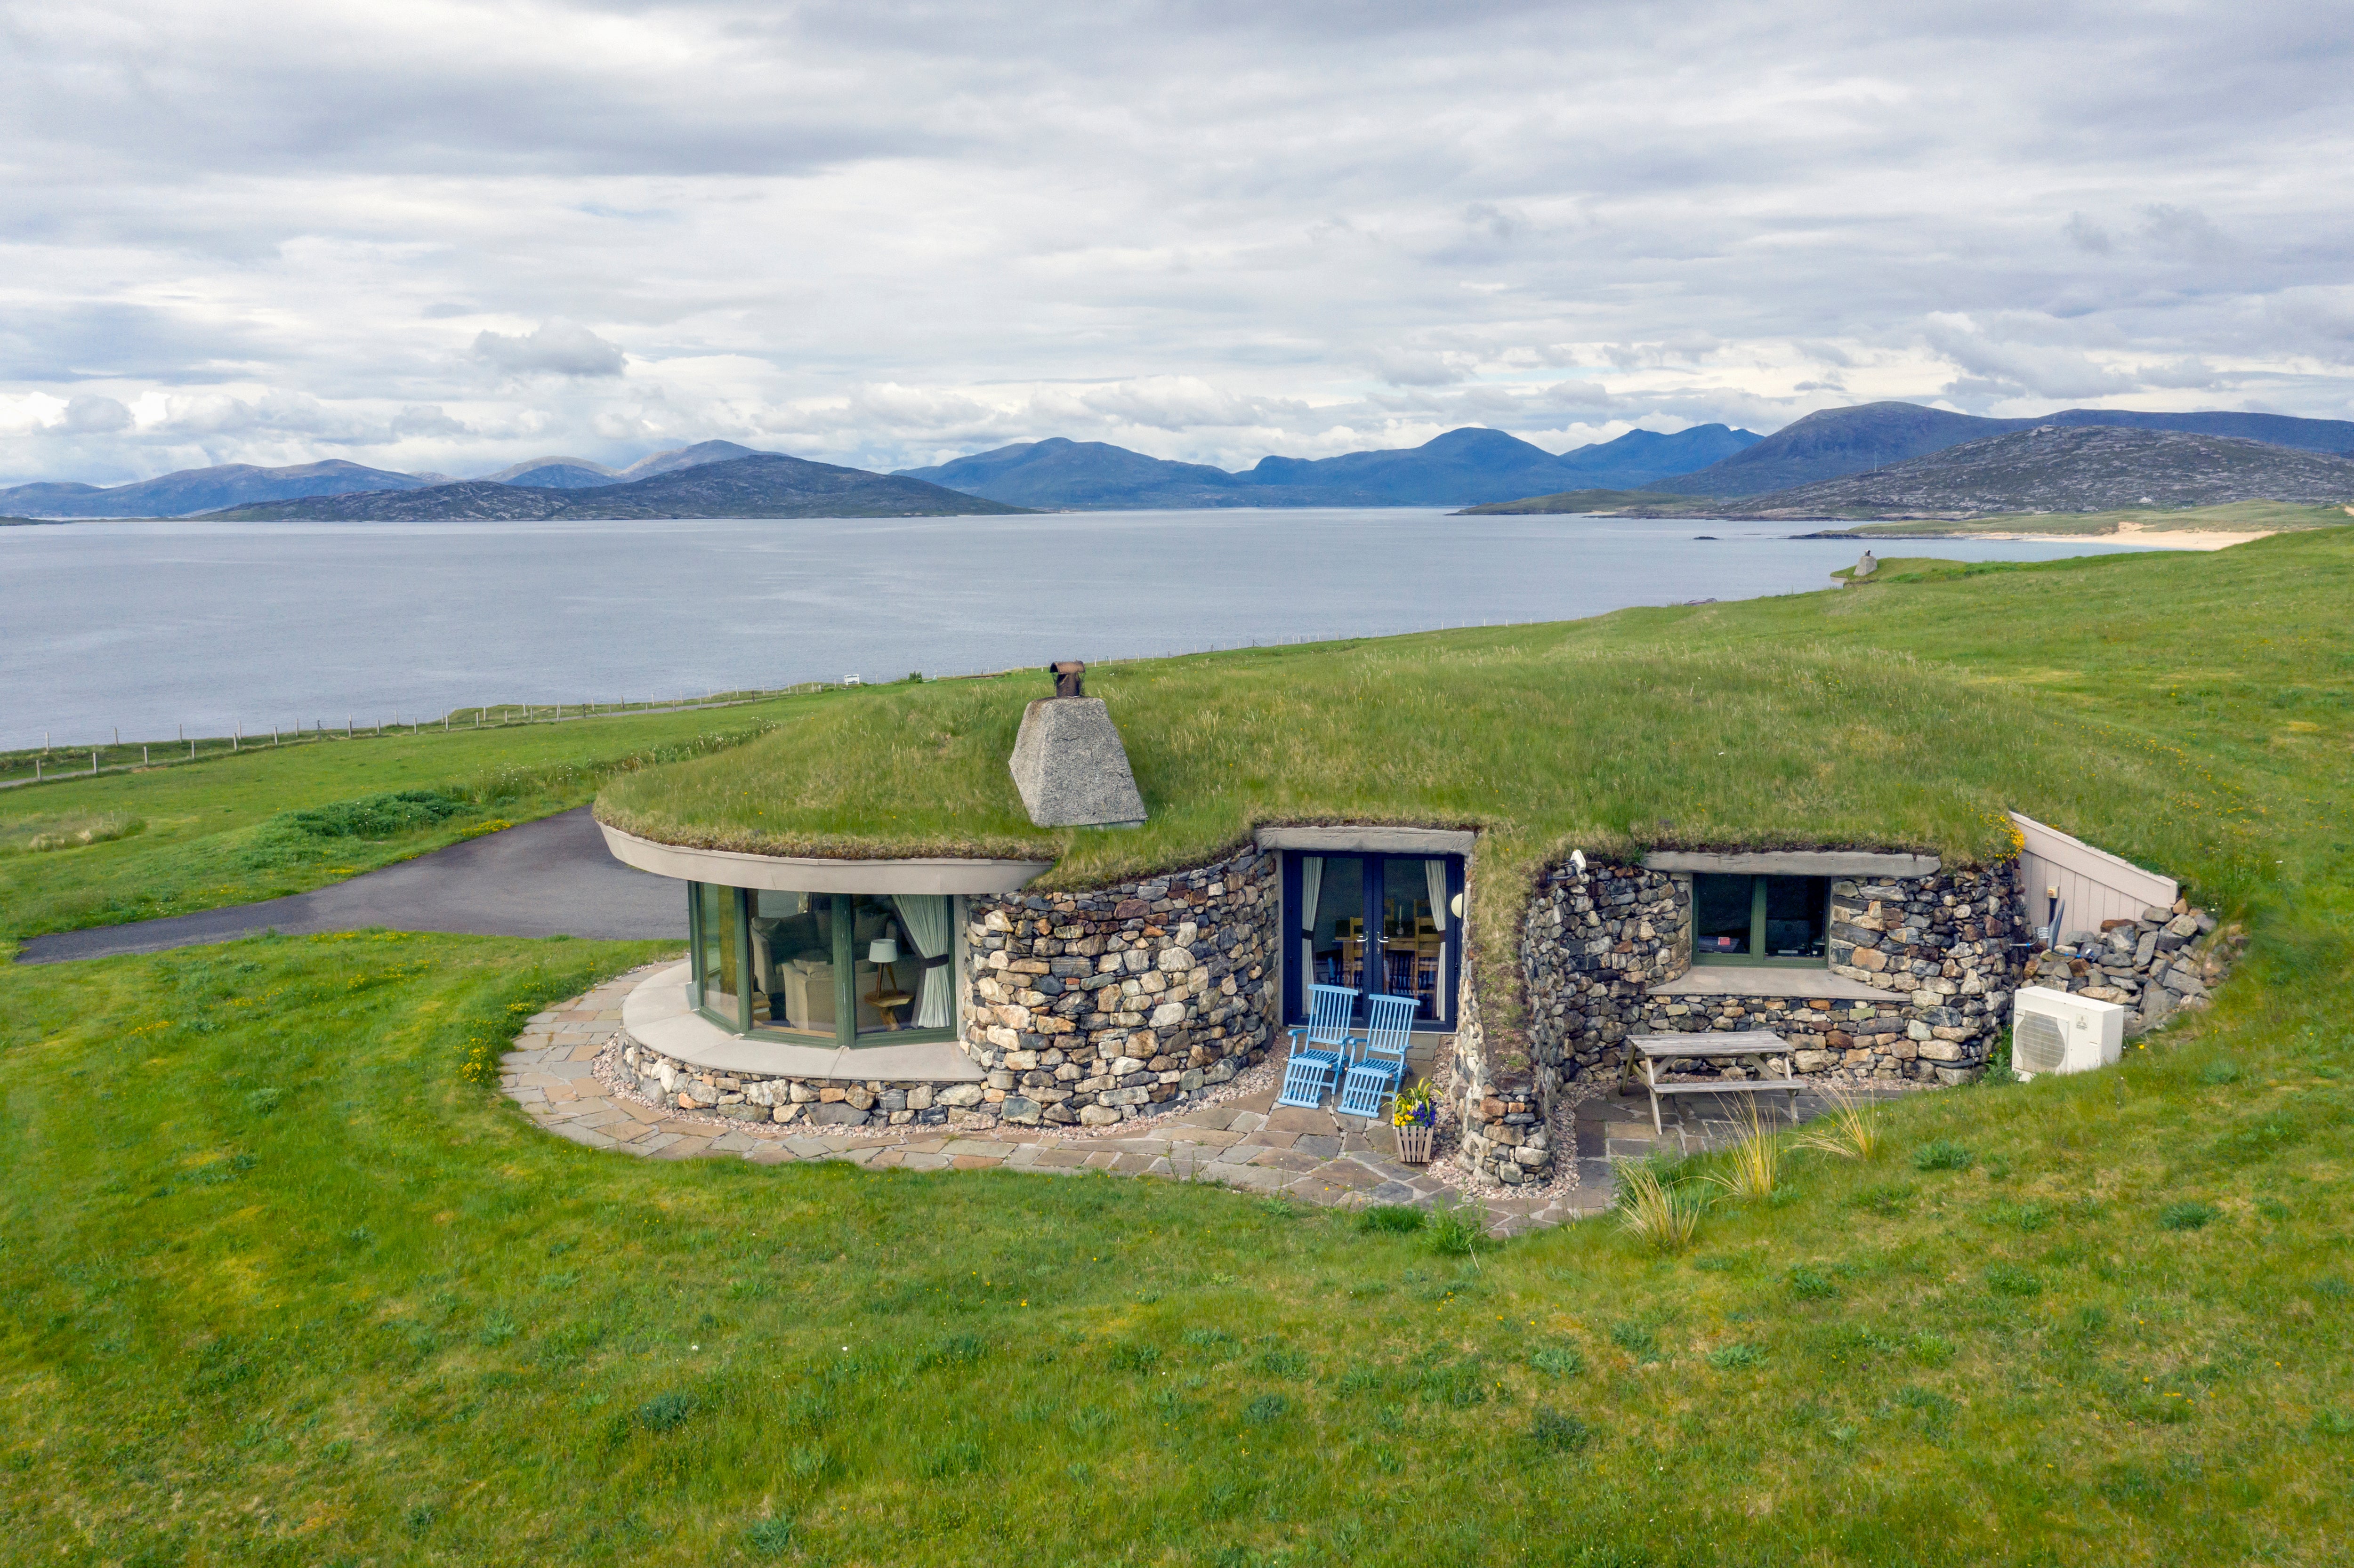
[1393, 1079, 1436, 1164]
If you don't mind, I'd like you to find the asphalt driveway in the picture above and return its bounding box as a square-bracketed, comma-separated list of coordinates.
[15, 806, 685, 964]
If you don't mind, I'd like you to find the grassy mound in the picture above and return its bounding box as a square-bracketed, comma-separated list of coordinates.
[1, 528, 2349, 1563]
[601, 529, 2350, 1044]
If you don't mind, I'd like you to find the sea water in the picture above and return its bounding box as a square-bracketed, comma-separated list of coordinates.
[0, 509, 2151, 749]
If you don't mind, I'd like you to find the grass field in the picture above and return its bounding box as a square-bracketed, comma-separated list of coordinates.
[3, 528, 2352, 1564]
[1846, 500, 2354, 538]
[0, 703, 798, 939]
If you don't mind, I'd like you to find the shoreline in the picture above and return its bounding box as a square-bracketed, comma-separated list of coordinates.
[1836, 522, 2277, 552]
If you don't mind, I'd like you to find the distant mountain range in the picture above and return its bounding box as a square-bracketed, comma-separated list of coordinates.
[0, 439, 773, 518]
[1733, 426, 2354, 516]
[1648, 402, 2354, 498]
[206, 454, 1025, 521]
[895, 424, 1761, 508]
[0, 458, 447, 518]
[15, 400, 2354, 521]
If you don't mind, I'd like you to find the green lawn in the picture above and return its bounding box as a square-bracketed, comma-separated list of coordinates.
[2, 530, 2351, 1564]
[0, 704, 793, 939]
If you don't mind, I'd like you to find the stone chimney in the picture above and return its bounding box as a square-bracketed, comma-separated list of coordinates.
[1009, 661, 1146, 828]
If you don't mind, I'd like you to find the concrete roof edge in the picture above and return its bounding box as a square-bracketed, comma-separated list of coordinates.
[598, 822, 1053, 895]
[1252, 825, 1479, 855]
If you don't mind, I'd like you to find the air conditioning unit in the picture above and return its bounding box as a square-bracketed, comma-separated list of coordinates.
[2010, 986, 2125, 1080]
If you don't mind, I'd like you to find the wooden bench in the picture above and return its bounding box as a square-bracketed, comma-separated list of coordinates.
[1619, 1030, 1800, 1135]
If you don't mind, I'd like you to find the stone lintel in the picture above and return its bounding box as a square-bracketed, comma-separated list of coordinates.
[1642, 850, 1940, 878]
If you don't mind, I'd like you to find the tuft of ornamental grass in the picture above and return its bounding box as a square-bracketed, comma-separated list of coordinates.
[1615, 1160, 1708, 1253]
[1794, 1082, 1884, 1162]
[1705, 1098, 1785, 1202]
[1911, 1138, 1975, 1172]
[1358, 1204, 1427, 1235]
[1427, 1202, 1487, 1257]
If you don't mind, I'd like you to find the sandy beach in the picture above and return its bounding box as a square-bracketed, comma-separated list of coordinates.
[1961, 521, 2279, 551]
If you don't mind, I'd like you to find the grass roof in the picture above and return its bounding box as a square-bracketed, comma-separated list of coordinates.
[599, 527, 2353, 1050]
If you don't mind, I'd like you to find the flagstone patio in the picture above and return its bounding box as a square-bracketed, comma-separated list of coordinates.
[500, 966, 1908, 1237]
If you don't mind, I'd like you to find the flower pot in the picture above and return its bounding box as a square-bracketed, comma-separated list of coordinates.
[1396, 1123, 1433, 1165]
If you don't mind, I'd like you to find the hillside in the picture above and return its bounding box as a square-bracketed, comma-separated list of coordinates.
[0, 458, 444, 518]
[1244, 426, 1609, 505]
[895, 437, 1263, 508]
[897, 423, 1757, 508]
[1552, 422, 1758, 487]
[474, 456, 622, 488]
[1745, 426, 2354, 517]
[1837, 500, 2354, 539]
[1455, 488, 1713, 516]
[206, 454, 1029, 520]
[1651, 401, 2354, 497]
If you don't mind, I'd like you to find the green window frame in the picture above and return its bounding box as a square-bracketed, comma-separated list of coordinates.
[1689, 874, 1829, 968]
[687, 882, 959, 1048]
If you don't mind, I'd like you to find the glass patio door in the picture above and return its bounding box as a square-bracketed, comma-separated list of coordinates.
[1284, 852, 1461, 1029]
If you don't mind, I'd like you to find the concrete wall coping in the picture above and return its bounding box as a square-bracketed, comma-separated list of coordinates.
[598, 821, 1053, 895]
[622, 962, 986, 1082]
[1642, 850, 1941, 878]
[1253, 825, 1476, 855]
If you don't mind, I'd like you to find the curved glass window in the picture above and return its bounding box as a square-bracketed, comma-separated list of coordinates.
[688, 881, 960, 1045]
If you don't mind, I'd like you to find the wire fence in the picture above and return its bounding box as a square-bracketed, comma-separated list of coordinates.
[0, 617, 1546, 792]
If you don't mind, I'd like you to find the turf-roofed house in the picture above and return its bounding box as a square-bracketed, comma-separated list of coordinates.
[592, 657, 2229, 1188]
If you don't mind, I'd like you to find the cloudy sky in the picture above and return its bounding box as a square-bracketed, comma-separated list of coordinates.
[2, 0, 2349, 485]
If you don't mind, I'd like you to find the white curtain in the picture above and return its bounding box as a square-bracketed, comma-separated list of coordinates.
[1425, 859, 1451, 1021]
[1299, 856, 1323, 991]
[893, 894, 954, 1028]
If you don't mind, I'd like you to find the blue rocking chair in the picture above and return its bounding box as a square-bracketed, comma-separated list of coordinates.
[1338, 993, 1417, 1119]
[1277, 984, 1362, 1110]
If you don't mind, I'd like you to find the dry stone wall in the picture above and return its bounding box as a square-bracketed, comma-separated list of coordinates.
[615, 1043, 959, 1129]
[2024, 902, 2237, 1030]
[1446, 957, 1555, 1188]
[960, 848, 1280, 1129]
[1471, 856, 2033, 1185]
[613, 848, 1279, 1134]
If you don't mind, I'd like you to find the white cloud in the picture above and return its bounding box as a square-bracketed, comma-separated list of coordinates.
[390, 403, 470, 437]
[3, 0, 2352, 484]
[473, 322, 627, 378]
[2064, 213, 2112, 254]
[60, 394, 132, 433]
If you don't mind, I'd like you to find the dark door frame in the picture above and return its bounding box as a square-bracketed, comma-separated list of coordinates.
[1280, 850, 1464, 1027]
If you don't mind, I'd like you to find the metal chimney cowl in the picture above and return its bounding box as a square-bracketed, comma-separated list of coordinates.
[1009, 661, 1146, 829]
